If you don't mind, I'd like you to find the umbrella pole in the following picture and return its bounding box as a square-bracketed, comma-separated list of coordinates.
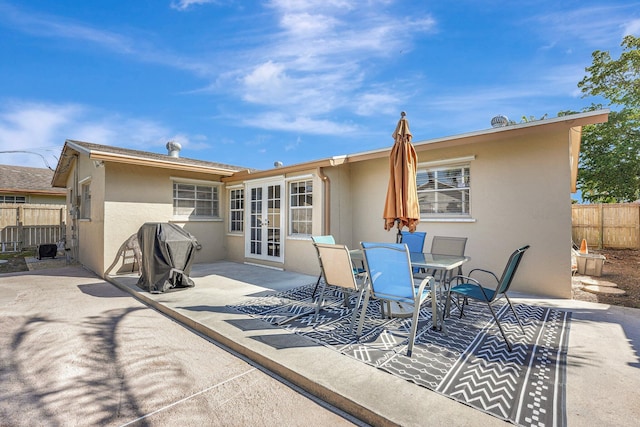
[396, 219, 402, 244]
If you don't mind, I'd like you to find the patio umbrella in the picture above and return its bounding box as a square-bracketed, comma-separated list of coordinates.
[383, 112, 420, 239]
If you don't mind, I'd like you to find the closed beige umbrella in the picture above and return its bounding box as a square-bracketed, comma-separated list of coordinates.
[383, 112, 420, 236]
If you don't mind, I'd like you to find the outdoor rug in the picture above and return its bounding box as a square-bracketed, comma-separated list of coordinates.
[230, 283, 572, 427]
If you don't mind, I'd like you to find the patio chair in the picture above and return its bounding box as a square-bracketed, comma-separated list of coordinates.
[311, 235, 336, 298]
[399, 231, 426, 252]
[399, 230, 427, 273]
[428, 236, 468, 279]
[446, 245, 529, 351]
[314, 243, 367, 332]
[358, 242, 434, 356]
[311, 235, 364, 298]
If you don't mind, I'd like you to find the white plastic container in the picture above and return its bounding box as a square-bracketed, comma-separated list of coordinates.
[576, 253, 606, 277]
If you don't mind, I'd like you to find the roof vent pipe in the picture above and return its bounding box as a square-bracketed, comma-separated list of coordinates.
[166, 141, 182, 157]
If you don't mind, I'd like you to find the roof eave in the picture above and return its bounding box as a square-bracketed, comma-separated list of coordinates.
[88, 151, 239, 176]
[222, 157, 345, 182]
[0, 188, 66, 196]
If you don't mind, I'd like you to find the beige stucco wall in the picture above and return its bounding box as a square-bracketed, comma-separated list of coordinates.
[100, 163, 228, 276]
[346, 129, 572, 298]
[226, 126, 573, 299]
[75, 155, 106, 276]
[223, 169, 338, 276]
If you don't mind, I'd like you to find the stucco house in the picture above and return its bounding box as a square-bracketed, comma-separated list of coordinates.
[51, 109, 608, 298]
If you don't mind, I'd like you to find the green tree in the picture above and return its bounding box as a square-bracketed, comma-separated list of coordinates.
[578, 107, 640, 202]
[575, 35, 640, 203]
[578, 35, 640, 108]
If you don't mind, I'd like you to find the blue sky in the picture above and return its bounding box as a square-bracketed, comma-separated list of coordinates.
[1, 0, 639, 171]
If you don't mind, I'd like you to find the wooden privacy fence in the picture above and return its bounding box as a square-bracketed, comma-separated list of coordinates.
[0, 204, 67, 252]
[572, 203, 640, 249]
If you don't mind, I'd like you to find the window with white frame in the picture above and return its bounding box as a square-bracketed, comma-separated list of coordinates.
[289, 179, 312, 235]
[0, 195, 26, 204]
[81, 182, 91, 219]
[417, 163, 470, 216]
[173, 181, 219, 218]
[229, 188, 244, 232]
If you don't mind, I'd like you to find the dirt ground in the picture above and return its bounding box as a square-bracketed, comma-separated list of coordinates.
[0, 251, 30, 273]
[572, 248, 640, 309]
[3, 248, 640, 308]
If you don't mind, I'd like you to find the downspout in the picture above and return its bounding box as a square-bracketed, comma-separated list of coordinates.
[317, 167, 330, 235]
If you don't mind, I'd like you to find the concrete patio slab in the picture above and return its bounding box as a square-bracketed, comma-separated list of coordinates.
[103, 260, 640, 427]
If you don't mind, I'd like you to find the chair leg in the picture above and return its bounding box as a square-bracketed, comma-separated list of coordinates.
[311, 273, 322, 298]
[406, 302, 421, 357]
[486, 302, 513, 351]
[349, 289, 365, 334]
[314, 282, 327, 321]
[356, 290, 371, 338]
[458, 296, 468, 318]
[504, 294, 525, 334]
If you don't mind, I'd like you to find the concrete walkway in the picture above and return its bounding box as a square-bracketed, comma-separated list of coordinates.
[103, 261, 640, 427]
[0, 265, 360, 426]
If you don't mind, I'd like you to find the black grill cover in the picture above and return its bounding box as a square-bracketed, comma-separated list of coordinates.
[136, 223, 199, 293]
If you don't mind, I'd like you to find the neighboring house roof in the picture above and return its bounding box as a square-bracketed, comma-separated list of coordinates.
[0, 164, 66, 196]
[52, 140, 254, 188]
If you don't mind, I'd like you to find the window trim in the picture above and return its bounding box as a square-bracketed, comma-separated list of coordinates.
[171, 178, 221, 220]
[288, 178, 313, 237]
[417, 156, 475, 221]
[228, 186, 244, 234]
[80, 179, 92, 220]
[0, 195, 26, 204]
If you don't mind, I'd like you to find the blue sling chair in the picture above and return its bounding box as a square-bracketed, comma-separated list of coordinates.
[399, 231, 427, 274]
[446, 245, 530, 351]
[357, 242, 434, 357]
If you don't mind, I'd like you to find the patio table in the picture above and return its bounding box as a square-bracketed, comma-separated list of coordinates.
[409, 253, 470, 332]
[351, 250, 470, 332]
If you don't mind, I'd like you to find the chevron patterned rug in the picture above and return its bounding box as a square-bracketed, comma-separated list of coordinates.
[230, 283, 571, 427]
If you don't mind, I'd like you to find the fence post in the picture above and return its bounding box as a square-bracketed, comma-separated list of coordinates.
[637, 204, 640, 250]
[598, 203, 604, 249]
[16, 205, 22, 251]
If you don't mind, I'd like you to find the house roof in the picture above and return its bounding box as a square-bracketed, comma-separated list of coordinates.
[222, 109, 609, 193]
[52, 140, 254, 188]
[0, 164, 66, 196]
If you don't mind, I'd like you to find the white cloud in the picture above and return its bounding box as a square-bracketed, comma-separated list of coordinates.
[0, 3, 213, 76]
[532, 5, 640, 47]
[170, 0, 223, 11]
[218, 2, 437, 133]
[354, 92, 399, 116]
[624, 19, 640, 36]
[0, 2, 437, 138]
[242, 112, 359, 135]
[280, 13, 339, 36]
[0, 100, 199, 168]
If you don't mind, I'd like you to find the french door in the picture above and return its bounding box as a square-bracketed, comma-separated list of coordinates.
[245, 180, 284, 262]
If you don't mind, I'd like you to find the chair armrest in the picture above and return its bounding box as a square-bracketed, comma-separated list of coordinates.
[449, 274, 481, 286]
[415, 275, 434, 300]
[468, 268, 499, 284]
